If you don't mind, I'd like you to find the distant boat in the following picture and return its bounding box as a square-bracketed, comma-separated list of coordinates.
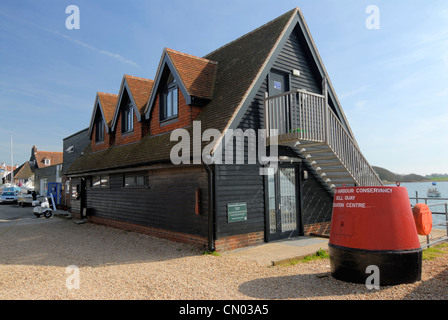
[427, 182, 441, 197]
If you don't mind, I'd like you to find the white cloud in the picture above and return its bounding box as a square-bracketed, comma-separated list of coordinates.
[52, 31, 140, 68]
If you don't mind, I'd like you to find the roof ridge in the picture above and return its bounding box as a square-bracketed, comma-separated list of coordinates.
[98, 92, 118, 96]
[124, 74, 154, 82]
[203, 8, 298, 59]
[165, 48, 217, 64]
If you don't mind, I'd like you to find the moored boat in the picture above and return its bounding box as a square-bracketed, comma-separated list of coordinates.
[427, 182, 441, 197]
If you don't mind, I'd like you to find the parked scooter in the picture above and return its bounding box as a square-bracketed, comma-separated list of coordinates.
[33, 196, 53, 218]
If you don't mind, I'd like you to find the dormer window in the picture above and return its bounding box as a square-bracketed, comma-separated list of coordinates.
[44, 158, 51, 166]
[122, 102, 134, 133]
[95, 116, 105, 142]
[160, 73, 178, 121]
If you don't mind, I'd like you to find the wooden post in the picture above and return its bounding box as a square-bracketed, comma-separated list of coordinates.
[322, 77, 329, 143]
[264, 92, 270, 145]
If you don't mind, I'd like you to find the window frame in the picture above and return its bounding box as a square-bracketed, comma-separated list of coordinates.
[95, 115, 105, 142]
[160, 74, 179, 122]
[123, 173, 149, 189]
[92, 175, 109, 188]
[121, 102, 134, 133]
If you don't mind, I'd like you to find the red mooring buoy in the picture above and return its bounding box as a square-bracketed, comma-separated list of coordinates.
[329, 186, 422, 286]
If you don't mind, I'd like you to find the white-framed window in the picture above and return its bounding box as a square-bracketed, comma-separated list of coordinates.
[44, 158, 51, 166]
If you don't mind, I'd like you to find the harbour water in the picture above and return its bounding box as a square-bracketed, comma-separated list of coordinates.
[386, 181, 448, 230]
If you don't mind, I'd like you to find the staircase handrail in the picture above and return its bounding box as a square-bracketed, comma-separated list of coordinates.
[264, 89, 383, 186]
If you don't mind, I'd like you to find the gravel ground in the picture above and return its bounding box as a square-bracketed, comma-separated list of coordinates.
[1, 216, 447, 300]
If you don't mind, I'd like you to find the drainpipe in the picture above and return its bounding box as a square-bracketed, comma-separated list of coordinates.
[202, 161, 215, 252]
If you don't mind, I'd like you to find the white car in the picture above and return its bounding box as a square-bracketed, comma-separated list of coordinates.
[1, 191, 18, 203]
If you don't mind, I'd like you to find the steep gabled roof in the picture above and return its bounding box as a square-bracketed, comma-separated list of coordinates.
[14, 162, 33, 180]
[197, 8, 298, 152]
[67, 7, 356, 175]
[68, 9, 297, 175]
[88, 92, 118, 138]
[111, 75, 153, 130]
[200, 7, 357, 153]
[166, 49, 217, 100]
[125, 75, 154, 114]
[144, 48, 217, 119]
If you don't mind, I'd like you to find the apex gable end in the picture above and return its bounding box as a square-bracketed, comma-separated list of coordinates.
[144, 48, 217, 120]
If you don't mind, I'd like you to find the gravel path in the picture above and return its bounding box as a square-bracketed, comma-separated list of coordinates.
[1, 217, 447, 300]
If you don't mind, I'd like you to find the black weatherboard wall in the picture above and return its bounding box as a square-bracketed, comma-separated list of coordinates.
[85, 165, 209, 239]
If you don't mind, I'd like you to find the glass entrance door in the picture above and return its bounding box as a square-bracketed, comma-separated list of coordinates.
[267, 165, 301, 241]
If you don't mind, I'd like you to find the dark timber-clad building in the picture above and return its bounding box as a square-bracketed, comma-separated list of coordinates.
[66, 8, 382, 251]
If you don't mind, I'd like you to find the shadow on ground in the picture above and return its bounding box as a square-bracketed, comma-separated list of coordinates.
[238, 273, 371, 299]
[239, 267, 448, 300]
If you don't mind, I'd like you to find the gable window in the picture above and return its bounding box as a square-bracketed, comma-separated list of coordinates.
[122, 102, 134, 133]
[95, 116, 105, 142]
[160, 73, 178, 121]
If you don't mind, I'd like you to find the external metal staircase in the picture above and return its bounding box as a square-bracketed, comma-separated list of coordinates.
[264, 79, 383, 190]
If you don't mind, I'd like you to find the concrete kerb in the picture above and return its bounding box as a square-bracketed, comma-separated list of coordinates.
[222, 236, 330, 266]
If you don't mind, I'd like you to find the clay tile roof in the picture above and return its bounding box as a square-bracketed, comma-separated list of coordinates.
[97, 92, 118, 126]
[125, 75, 154, 114]
[166, 49, 217, 100]
[34, 151, 63, 168]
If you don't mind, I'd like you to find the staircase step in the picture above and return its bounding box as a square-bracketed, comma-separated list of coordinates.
[301, 149, 333, 155]
[310, 155, 338, 161]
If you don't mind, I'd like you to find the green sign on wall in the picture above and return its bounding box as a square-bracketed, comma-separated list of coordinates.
[227, 202, 247, 223]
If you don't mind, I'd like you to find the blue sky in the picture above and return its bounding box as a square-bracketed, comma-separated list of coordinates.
[0, 0, 447, 176]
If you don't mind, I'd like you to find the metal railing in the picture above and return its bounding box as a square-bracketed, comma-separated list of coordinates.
[264, 89, 382, 186]
[410, 193, 448, 248]
[264, 89, 326, 141]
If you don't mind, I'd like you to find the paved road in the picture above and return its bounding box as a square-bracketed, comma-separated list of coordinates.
[0, 203, 59, 228]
